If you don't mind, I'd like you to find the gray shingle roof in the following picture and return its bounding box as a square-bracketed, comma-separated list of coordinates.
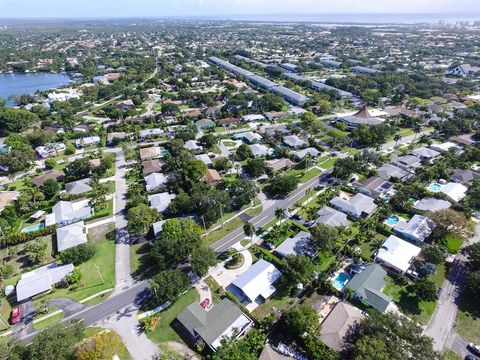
[346, 263, 391, 313]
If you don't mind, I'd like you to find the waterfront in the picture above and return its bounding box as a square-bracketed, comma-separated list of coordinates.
[0, 72, 71, 104]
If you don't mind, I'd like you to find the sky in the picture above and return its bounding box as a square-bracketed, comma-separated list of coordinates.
[0, 0, 479, 19]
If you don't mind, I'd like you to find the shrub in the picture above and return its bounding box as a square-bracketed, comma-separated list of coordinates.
[1, 225, 57, 249]
[44, 158, 57, 169]
[59, 243, 96, 265]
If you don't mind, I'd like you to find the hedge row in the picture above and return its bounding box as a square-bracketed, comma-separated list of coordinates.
[1, 225, 57, 249]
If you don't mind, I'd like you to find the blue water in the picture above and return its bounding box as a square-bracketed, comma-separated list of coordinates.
[332, 272, 351, 290]
[21, 223, 45, 233]
[429, 183, 442, 192]
[386, 215, 400, 226]
[0, 72, 71, 105]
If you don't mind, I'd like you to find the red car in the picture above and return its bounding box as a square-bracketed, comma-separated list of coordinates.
[200, 299, 210, 309]
[10, 306, 21, 325]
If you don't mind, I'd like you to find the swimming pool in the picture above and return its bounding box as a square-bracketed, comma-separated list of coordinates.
[332, 272, 351, 291]
[21, 223, 45, 233]
[386, 215, 400, 226]
[428, 182, 442, 192]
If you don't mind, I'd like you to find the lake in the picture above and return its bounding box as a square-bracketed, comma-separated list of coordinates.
[0, 72, 72, 105]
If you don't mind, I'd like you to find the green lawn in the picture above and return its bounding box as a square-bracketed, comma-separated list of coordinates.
[441, 349, 462, 360]
[204, 276, 224, 305]
[130, 242, 154, 278]
[383, 274, 439, 324]
[92, 199, 114, 219]
[318, 157, 337, 169]
[455, 294, 480, 344]
[251, 291, 295, 321]
[203, 216, 244, 247]
[440, 233, 464, 254]
[33, 310, 64, 331]
[32, 239, 115, 305]
[146, 288, 199, 344]
[300, 168, 322, 183]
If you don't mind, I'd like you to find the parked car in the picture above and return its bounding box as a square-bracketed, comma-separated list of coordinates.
[200, 299, 210, 309]
[465, 355, 478, 360]
[468, 343, 480, 357]
[10, 306, 21, 325]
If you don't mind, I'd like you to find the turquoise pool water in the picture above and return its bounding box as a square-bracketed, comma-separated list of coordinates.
[160, 150, 169, 157]
[332, 272, 351, 290]
[21, 223, 45, 233]
[386, 215, 400, 226]
[428, 183, 442, 192]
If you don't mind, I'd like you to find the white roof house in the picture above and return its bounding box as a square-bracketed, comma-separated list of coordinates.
[56, 221, 87, 252]
[233, 132, 263, 144]
[231, 259, 282, 304]
[195, 154, 213, 166]
[292, 147, 320, 159]
[45, 199, 92, 227]
[249, 144, 271, 158]
[138, 128, 164, 139]
[148, 192, 176, 213]
[35, 143, 66, 159]
[375, 235, 421, 273]
[241, 114, 265, 122]
[429, 142, 462, 154]
[393, 214, 435, 243]
[275, 231, 315, 258]
[330, 193, 378, 220]
[439, 182, 468, 203]
[65, 178, 92, 195]
[184, 140, 203, 152]
[413, 197, 451, 212]
[16, 262, 74, 301]
[145, 173, 169, 193]
[74, 136, 101, 148]
[283, 135, 306, 149]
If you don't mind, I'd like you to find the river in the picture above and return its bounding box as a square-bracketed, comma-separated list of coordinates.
[0, 72, 72, 105]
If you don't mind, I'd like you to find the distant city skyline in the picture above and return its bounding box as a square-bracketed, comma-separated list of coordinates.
[0, 0, 479, 19]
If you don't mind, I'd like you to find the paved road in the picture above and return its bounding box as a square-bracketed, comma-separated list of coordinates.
[113, 148, 134, 294]
[423, 254, 469, 351]
[21, 282, 148, 344]
[209, 169, 331, 253]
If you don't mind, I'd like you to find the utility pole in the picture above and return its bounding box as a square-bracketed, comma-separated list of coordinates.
[219, 204, 224, 229]
[94, 264, 104, 284]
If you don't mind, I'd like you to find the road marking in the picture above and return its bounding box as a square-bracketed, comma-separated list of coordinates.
[253, 215, 268, 227]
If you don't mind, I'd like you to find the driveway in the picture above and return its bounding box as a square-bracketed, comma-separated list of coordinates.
[209, 249, 253, 289]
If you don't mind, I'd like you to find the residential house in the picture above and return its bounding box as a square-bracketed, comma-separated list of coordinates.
[56, 221, 87, 252]
[439, 182, 468, 203]
[145, 173, 168, 193]
[377, 163, 412, 182]
[195, 154, 213, 167]
[413, 197, 452, 212]
[138, 128, 164, 141]
[107, 132, 129, 145]
[45, 199, 92, 227]
[265, 158, 294, 172]
[0, 191, 19, 212]
[330, 193, 378, 220]
[16, 262, 74, 302]
[220, 118, 241, 127]
[74, 136, 101, 149]
[292, 147, 320, 160]
[320, 301, 365, 352]
[409, 147, 441, 160]
[451, 169, 480, 184]
[116, 99, 135, 110]
[315, 206, 350, 228]
[375, 235, 421, 274]
[249, 144, 271, 158]
[36, 143, 66, 159]
[140, 146, 161, 161]
[184, 140, 203, 153]
[264, 111, 288, 121]
[175, 298, 253, 351]
[447, 64, 480, 77]
[65, 178, 92, 195]
[195, 119, 215, 131]
[393, 214, 436, 243]
[354, 177, 394, 199]
[449, 134, 476, 146]
[142, 159, 163, 176]
[233, 132, 263, 144]
[346, 263, 392, 313]
[274, 231, 315, 258]
[392, 155, 422, 171]
[241, 114, 265, 123]
[230, 259, 282, 306]
[429, 142, 462, 154]
[283, 135, 306, 149]
[31, 169, 64, 186]
[203, 169, 222, 184]
[148, 192, 176, 213]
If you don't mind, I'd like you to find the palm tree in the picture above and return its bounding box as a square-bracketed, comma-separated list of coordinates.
[413, 124, 422, 141]
[243, 221, 255, 247]
[275, 207, 287, 221]
[394, 133, 401, 147]
[343, 287, 355, 301]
